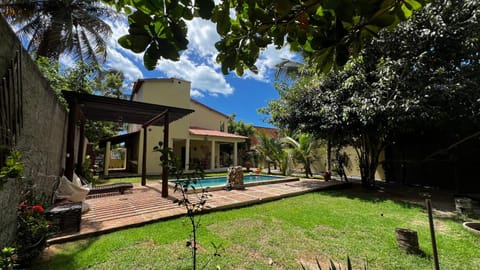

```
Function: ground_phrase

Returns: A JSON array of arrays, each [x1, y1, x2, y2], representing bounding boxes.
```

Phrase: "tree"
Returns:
[[283, 133, 321, 178], [1, 0, 115, 65], [102, 0, 426, 73], [36, 57, 124, 143], [254, 131, 292, 176], [263, 0, 480, 187]]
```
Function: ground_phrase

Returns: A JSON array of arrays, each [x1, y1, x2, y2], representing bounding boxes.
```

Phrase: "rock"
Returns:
[[227, 166, 245, 190]]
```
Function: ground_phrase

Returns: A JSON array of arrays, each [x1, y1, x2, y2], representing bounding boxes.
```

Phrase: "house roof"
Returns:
[[62, 91, 194, 126], [189, 128, 248, 139]]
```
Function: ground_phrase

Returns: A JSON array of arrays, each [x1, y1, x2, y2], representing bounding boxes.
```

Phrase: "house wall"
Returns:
[[0, 16, 68, 247], [132, 79, 191, 175], [190, 101, 228, 131]]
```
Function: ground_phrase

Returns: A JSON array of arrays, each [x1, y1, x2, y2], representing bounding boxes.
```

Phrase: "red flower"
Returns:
[[18, 202, 28, 209], [32, 205, 44, 213]]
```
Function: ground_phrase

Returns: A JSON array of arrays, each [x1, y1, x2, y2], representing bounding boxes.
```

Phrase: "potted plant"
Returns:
[[322, 171, 331, 181], [244, 161, 251, 172], [14, 190, 50, 267]]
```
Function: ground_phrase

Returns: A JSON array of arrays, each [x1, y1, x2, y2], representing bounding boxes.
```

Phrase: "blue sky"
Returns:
[[59, 16, 297, 128]]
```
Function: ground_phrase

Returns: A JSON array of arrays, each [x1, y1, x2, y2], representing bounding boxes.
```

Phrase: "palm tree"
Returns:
[[283, 133, 321, 178], [0, 0, 115, 65], [255, 131, 292, 176]]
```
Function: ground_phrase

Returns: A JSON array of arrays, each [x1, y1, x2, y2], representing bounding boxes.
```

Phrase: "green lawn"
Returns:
[[36, 190, 479, 269]]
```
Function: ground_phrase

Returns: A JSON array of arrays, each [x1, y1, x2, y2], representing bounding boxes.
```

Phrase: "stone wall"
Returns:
[[0, 16, 68, 247]]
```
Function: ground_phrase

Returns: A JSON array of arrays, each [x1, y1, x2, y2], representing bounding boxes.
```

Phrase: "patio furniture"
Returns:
[[78, 175, 133, 198], [45, 201, 82, 235], [87, 183, 133, 196]]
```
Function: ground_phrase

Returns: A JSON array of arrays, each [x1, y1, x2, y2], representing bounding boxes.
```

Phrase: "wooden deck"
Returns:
[[48, 179, 350, 244]]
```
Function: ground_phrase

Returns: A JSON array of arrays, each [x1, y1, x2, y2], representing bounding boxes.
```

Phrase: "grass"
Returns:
[[36, 190, 479, 269]]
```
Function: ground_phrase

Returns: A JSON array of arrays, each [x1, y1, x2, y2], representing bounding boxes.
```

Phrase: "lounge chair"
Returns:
[[77, 174, 133, 198]]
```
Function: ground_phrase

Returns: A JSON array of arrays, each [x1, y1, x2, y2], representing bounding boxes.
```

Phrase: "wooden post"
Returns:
[[426, 199, 440, 270], [65, 100, 78, 181], [161, 113, 169, 198], [142, 127, 147, 186], [76, 116, 86, 175]]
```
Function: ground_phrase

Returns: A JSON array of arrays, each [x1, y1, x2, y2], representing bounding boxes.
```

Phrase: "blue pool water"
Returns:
[[173, 174, 285, 189]]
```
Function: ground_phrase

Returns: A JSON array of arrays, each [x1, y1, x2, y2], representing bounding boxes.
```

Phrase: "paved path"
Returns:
[[48, 179, 348, 244]]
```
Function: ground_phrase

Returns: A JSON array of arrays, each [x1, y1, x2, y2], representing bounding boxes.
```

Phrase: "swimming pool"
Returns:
[[170, 174, 299, 190]]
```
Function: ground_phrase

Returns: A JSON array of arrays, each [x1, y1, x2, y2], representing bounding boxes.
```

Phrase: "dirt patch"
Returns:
[[38, 245, 61, 263]]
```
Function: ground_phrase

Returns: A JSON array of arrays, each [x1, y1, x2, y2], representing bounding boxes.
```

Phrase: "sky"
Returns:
[[70, 16, 298, 128]]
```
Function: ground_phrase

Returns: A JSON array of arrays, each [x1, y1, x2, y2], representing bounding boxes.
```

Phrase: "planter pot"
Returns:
[[16, 236, 47, 267], [463, 222, 480, 235]]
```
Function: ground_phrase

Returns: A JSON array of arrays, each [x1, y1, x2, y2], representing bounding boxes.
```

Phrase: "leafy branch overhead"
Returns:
[[102, 0, 426, 73]]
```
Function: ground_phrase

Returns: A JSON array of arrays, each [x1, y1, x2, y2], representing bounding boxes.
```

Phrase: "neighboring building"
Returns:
[[102, 78, 247, 176], [250, 126, 278, 146]]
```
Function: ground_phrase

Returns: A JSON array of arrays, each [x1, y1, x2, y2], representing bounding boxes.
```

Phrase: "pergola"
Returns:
[[62, 91, 194, 197]]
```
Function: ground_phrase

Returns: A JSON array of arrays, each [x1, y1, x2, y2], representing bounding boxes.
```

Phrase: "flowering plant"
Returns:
[[14, 200, 49, 266]]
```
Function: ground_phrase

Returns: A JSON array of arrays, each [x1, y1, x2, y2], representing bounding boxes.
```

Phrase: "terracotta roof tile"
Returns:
[[189, 128, 248, 139]]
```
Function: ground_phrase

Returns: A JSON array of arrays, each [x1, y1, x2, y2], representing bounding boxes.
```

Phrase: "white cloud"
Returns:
[[243, 44, 296, 82], [157, 55, 233, 96], [58, 54, 76, 69], [185, 18, 220, 65], [190, 89, 205, 98], [104, 17, 144, 83], [105, 48, 143, 82]]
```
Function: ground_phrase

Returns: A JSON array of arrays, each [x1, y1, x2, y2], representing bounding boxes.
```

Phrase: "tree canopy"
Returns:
[[262, 0, 480, 186], [102, 0, 426, 74], [36, 57, 126, 142]]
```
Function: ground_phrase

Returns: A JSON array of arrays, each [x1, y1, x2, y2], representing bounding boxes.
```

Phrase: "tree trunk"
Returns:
[[356, 135, 383, 188], [326, 140, 332, 173]]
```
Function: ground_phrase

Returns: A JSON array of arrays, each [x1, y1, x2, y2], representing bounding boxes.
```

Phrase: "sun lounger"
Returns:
[[77, 174, 133, 198], [87, 183, 133, 195]]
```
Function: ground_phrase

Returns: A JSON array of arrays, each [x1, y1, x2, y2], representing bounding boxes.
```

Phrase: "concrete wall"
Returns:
[[190, 100, 229, 131], [0, 16, 68, 247]]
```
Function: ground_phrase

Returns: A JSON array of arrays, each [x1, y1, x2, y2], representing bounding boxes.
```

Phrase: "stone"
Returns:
[[227, 166, 245, 190]]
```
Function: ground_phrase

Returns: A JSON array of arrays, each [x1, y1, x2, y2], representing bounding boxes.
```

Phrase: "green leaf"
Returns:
[[324, 0, 340, 10], [275, 0, 294, 16], [236, 63, 244, 76], [196, 0, 215, 19], [132, 0, 163, 15], [156, 38, 180, 60], [128, 11, 153, 28], [369, 13, 395, 27], [405, 0, 423, 10], [316, 6, 325, 17], [144, 44, 161, 70], [215, 2, 231, 35], [118, 34, 151, 53], [171, 20, 189, 50]]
